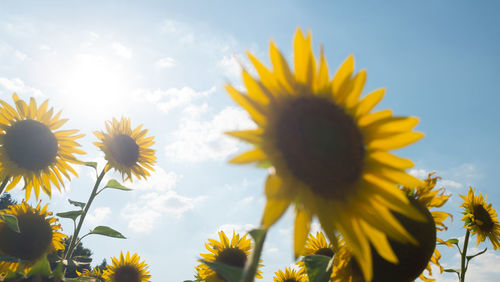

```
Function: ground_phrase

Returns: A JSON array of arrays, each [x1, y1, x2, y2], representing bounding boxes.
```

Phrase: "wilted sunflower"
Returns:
[[196, 231, 263, 281], [401, 173, 452, 281], [102, 251, 151, 282], [273, 267, 308, 282], [76, 267, 105, 281], [0, 94, 85, 199], [0, 201, 66, 273], [226, 29, 425, 280], [93, 117, 156, 181], [460, 187, 500, 249]]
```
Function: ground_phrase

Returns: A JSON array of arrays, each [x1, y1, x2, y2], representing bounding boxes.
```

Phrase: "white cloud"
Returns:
[[218, 55, 242, 80], [164, 106, 256, 162], [132, 167, 181, 192], [132, 86, 215, 114], [111, 42, 132, 59], [0, 77, 44, 97], [439, 179, 463, 189], [14, 50, 27, 61], [86, 207, 111, 225], [122, 190, 204, 233], [155, 57, 175, 68], [409, 168, 429, 179], [216, 223, 256, 236]]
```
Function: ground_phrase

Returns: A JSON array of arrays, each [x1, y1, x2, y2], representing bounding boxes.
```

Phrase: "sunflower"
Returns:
[[76, 267, 105, 281], [298, 232, 336, 280], [402, 173, 452, 281], [93, 117, 156, 181], [460, 187, 500, 249], [273, 267, 308, 282], [226, 28, 425, 280], [196, 231, 263, 281], [0, 94, 85, 200], [102, 251, 151, 282], [0, 201, 66, 273]]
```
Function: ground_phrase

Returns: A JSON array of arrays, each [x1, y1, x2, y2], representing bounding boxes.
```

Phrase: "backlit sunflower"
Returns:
[[273, 267, 308, 282], [0, 201, 66, 273], [0, 94, 85, 200], [226, 28, 425, 280], [402, 173, 452, 281], [102, 251, 151, 282], [93, 117, 156, 181], [460, 187, 500, 249], [76, 267, 105, 281], [299, 232, 336, 280], [196, 231, 263, 281]]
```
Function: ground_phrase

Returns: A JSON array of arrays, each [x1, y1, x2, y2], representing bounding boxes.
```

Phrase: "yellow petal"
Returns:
[[261, 198, 291, 229], [270, 40, 295, 93], [368, 131, 424, 150], [228, 149, 267, 164], [293, 29, 315, 86], [367, 151, 414, 170], [225, 84, 266, 125], [294, 208, 312, 257], [225, 129, 263, 144]]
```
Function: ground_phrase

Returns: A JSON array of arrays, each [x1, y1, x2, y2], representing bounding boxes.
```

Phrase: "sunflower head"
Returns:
[[93, 117, 156, 182], [76, 267, 105, 281], [273, 267, 308, 282], [226, 28, 425, 281], [0, 94, 85, 200], [460, 187, 500, 250], [102, 251, 151, 282], [303, 232, 335, 258], [196, 231, 263, 281], [0, 201, 66, 273]]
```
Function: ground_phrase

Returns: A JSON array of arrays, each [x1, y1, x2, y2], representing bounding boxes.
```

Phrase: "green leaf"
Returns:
[[90, 226, 126, 239], [304, 255, 333, 282], [444, 268, 460, 274], [84, 161, 98, 170], [467, 248, 487, 261], [68, 199, 86, 209], [202, 260, 243, 282], [56, 210, 83, 221], [26, 255, 52, 276], [104, 179, 132, 191], [249, 228, 266, 244], [0, 213, 20, 233], [445, 238, 459, 245], [52, 261, 64, 279]]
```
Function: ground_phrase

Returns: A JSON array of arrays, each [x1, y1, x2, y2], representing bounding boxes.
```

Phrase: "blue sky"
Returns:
[[0, 1, 499, 281]]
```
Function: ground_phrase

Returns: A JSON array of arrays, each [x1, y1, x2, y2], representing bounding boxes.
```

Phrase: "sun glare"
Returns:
[[61, 53, 131, 119]]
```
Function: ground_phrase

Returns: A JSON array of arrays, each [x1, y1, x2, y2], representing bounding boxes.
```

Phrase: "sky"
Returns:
[[0, 0, 499, 281]]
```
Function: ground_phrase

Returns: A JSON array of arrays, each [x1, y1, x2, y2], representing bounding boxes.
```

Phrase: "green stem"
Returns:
[[242, 229, 267, 282], [0, 177, 10, 197], [63, 168, 106, 262], [460, 229, 470, 282]]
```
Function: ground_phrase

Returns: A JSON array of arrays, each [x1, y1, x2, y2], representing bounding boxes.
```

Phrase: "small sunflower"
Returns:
[[460, 187, 500, 249], [0, 201, 66, 273], [102, 251, 151, 282], [402, 173, 452, 281], [299, 232, 336, 280], [273, 267, 308, 282], [196, 231, 263, 281], [76, 267, 105, 281], [0, 94, 85, 199], [93, 117, 156, 181], [226, 28, 425, 280]]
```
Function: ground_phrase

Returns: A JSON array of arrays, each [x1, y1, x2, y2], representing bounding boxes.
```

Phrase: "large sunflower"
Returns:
[[93, 117, 156, 181], [226, 29, 425, 280], [0, 201, 66, 273], [273, 267, 308, 282], [102, 251, 151, 282], [402, 173, 452, 281], [196, 231, 263, 281], [0, 94, 85, 199], [460, 187, 500, 249]]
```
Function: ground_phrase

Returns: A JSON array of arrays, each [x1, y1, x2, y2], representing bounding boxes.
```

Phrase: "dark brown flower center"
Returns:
[[473, 204, 494, 232], [0, 211, 53, 261], [351, 197, 436, 282], [314, 247, 334, 258], [3, 120, 58, 171], [112, 265, 141, 282], [274, 97, 364, 199], [108, 134, 139, 167], [214, 247, 247, 281]]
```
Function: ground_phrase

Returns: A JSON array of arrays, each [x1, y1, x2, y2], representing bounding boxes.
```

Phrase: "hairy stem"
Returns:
[[460, 229, 470, 282]]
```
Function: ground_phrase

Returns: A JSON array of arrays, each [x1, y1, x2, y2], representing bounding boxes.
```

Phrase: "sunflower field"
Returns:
[[0, 2, 499, 282]]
